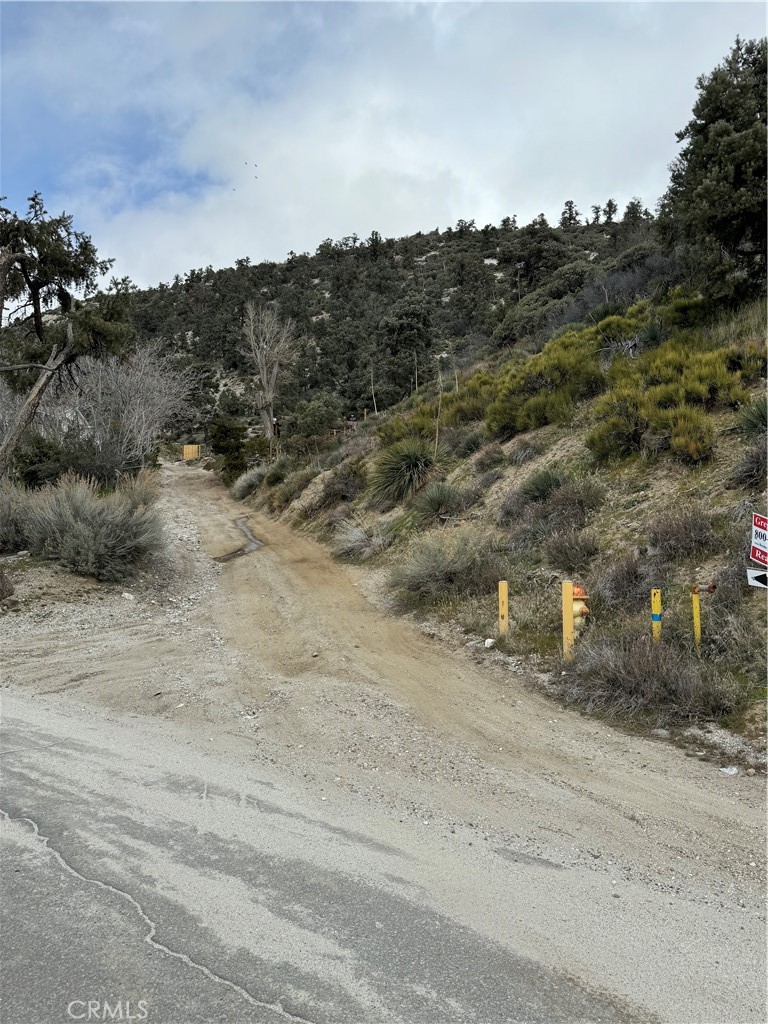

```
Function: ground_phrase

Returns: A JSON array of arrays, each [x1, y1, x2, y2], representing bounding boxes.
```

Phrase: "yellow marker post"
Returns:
[[651, 588, 662, 641], [182, 444, 201, 461], [562, 580, 575, 662], [498, 580, 509, 636], [691, 587, 702, 653]]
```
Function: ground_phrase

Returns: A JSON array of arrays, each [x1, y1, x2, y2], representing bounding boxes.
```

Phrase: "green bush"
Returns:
[[486, 325, 606, 437], [521, 468, 564, 503], [26, 472, 163, 582], [586, 387, 648, 459], [264, 458, 289, 486], [369, 438, 437, 506], [411, 482, 467, 526], [232, 465, 267, 500], [390, 527, 506, 606]]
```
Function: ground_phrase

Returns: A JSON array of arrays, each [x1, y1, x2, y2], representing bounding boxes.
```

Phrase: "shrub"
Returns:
[[209, 417, 248, 483], [333, 517, 393, 561], [521, 468, 563, 503], [0, 479, 29, 552], [411, 482, 466, 526], [369, 438, 437, 506], [390, 528, 506, 606], [544, 477, 604, 527], [441, 426, 484, 458], [486, 326, 606, 437], [659, 406, 715, 464], [588, 552, 668, 610], [232, 465, 267, 500], [318, 460, 367, 508], [477, 468, 503, 490], [729, 435, 767, 490], [737, 395, 767, 437], [647, 504, 717, 560], [267, 467, 318, 513], [562, 633, 743, 723], [264, 458, 289, 487], [586, 388, 648, 459], [497, 488, 529, 526], [543, 529, 599, 574], [119, 469, 159, 509], [26, 473, 163, 582], [507, 439, 541, 466], [474, 442, 506, 473]]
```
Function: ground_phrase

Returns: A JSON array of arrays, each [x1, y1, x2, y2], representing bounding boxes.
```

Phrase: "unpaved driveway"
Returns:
[[1, 462, 765, 1023]]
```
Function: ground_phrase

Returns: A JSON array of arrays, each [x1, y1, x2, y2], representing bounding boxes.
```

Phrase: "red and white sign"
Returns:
[[751, 512, 768, 567]]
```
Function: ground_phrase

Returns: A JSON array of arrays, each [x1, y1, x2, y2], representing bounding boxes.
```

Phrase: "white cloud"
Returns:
[[3, 2, 764, 286]]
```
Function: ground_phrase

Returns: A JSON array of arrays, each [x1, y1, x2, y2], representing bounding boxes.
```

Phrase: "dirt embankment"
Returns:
[[2, 462, 765, 907]]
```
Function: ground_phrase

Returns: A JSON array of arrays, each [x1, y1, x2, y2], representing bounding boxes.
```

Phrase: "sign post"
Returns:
[[498, 580, 509, 636]]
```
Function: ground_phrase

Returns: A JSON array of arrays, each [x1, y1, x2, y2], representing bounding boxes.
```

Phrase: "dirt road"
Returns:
[[1, 462, 765, 1023]]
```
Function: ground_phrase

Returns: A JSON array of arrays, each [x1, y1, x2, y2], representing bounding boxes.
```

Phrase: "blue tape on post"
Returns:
[[651, 613, 663, 621]]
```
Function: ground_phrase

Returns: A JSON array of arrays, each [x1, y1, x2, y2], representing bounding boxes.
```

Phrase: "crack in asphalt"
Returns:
[[0, 809, 318, 1024]]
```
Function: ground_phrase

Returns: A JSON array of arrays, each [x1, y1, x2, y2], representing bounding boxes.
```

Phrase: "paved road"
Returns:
[[0, 690, 643, 1024]]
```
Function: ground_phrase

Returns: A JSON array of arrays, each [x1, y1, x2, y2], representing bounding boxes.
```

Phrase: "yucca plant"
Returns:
[[737, 395, 767, 437], [369, 438, 437, 506], [411, 481, 465, 526]]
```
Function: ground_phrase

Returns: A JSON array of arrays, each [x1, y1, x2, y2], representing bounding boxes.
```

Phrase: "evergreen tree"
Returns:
[[658, 36, 767, 301]]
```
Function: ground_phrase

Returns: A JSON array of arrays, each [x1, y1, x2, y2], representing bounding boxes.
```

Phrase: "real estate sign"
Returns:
[[751, 513, 768, 567]]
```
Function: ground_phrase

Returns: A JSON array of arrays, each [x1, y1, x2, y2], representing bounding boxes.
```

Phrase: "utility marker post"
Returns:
[[691, 587, 702, 653], [651, 588, 662, 641], [498, 580, 509, 636], [562, 580, 575, 661]]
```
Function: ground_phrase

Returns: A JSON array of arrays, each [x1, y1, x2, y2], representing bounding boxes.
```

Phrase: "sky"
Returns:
[[1, 1, 764, 287]]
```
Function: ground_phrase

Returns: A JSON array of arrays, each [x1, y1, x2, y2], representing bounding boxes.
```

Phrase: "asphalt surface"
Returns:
[[0, 690, 646, 1024]]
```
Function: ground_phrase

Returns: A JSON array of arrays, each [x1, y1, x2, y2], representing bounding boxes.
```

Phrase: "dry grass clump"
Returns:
[[507, 439, 541, 466], [588, 551, 668, 610], [562, 633, 743, 724], [390, 527, 506, 606], [474, 442, 506, 473], [543, 529, 599, 574], [647, 504, 717, 560], [332, 517, 393, 562], [729, 436, 766, 490], [232, 464, 267, 500]]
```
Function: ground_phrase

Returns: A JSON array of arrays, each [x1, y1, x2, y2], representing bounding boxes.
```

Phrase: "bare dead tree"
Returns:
[[240, 303, 299, 437], [14, 345, 195, 477]]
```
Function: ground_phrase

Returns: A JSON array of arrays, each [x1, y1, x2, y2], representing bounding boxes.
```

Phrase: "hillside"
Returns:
[[230, 296, 766, 753]]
